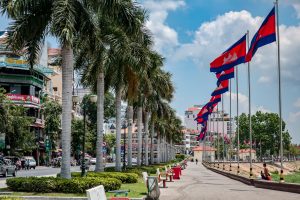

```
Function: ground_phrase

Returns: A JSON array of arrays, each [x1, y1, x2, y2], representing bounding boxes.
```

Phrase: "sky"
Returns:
[[0, 0, 300, 143]]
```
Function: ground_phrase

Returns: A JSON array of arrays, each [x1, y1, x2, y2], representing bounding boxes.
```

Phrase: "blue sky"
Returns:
[[1, 0, 300, 143]]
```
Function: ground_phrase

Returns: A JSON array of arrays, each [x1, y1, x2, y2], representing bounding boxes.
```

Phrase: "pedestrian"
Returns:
[[195, 158, 198, 165], [263, 163, 271, 180], [261, 171, 266, 180]]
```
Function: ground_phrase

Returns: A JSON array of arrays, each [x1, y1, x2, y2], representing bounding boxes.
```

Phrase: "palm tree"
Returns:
[[74, 1, 145, 172], [1, 0, 143, 178]]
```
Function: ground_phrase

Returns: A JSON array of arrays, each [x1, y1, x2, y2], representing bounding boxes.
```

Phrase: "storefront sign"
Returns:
[[7, 94, 40, 104]]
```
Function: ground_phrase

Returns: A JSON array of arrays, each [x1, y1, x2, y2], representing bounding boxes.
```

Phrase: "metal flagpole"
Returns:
[[222, 94, 225, 170], [247, 30, 253, 179], [275, 0, 284, 182], [236, 65, 240, 174], [229, 79, 232, 171], [209, 111, 215, 166], [217, 104, 219, 168]]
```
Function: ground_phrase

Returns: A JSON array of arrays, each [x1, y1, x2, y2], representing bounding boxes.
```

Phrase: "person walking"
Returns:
[[195, 158, 198, 165]]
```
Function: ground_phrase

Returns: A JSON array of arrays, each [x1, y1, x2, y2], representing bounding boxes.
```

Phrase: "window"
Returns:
[[53, 87, 58, 92]]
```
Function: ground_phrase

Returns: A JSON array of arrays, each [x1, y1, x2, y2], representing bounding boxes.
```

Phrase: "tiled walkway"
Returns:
[[159, 162, 300, 200]]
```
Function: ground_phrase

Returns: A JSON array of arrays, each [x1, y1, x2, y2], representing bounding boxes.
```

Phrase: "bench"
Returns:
[[156, 168, 167, 188], [86, 185, 129, 200], [164, 166, 174, 182]]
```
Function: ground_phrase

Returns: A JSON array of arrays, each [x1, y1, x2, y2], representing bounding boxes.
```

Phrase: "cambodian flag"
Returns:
[[216, 67, 234, 86], [210, 34, 246, 73], [246, 7, 276, 62], [211, 79, 229, 96]]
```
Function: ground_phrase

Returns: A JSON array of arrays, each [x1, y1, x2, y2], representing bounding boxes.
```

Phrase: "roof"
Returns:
[[187, 107, 201, 112], [239, 149, 256, 153], [193, 146, 216, 151]]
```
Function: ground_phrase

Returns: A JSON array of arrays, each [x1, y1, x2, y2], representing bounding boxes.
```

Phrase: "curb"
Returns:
[[203, 163, 300, 194]]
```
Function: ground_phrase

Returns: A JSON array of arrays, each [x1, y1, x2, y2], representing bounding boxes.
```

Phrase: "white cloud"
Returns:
[[258, 76, 271, 83], [294, 98, 300, 108], [142, 0, 185, 54], [288, 111, 300, 123], [293, 4, 300, 18], [224, 92, 270, 115]]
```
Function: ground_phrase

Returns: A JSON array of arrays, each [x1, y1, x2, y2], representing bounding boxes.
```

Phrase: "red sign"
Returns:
[[6, 94, 40, 104]]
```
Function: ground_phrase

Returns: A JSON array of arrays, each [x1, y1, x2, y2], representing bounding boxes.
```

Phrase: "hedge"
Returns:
[[104, 166, 158, 176], [175, 154, 185, 161], [0, 198, 23, 200], [6, 177, 121, 193], [70, 172, 138, 183]]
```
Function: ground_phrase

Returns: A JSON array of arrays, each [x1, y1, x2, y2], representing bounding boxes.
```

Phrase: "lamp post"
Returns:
[[72, 94, 97, 177], [122, 121, 127, 171]]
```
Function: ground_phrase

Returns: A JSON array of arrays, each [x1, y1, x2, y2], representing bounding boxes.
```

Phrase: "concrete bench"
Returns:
[[86, 185, 107, 200]]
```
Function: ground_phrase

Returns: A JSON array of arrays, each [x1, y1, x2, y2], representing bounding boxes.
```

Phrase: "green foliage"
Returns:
[[42, 98, 62, 150], [104, 133, 116, 155], [175, 154, 185, 161], [0, 197, 23, 200], [235, 111, 292, 158], [70, 172, 138, 183], [104, 166, 158, 176], [71, 119, 85, 158], [271, 172, 300, 184], [6, 177, 121, 193], [0, 87, 35, 154], [77, 93, 115, 156]]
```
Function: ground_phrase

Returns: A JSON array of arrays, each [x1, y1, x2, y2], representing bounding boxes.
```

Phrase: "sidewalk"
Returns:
[[159, 162, 299, 200]]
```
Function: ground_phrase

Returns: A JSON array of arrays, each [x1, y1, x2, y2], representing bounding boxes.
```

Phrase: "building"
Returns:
[[238, 149, 257, 161], [184, 104, 236, 155], [0, 31, 54, 162], [184, 105, 203, 154], [193, 145, 216, 162]]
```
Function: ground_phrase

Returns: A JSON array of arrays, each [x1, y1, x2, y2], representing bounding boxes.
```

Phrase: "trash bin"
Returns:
[[172, 167, 181, 179]]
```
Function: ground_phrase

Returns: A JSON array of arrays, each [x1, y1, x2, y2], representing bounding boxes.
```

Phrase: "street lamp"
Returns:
[[122, 121, 127, 171], [72, 94, 97, 177]]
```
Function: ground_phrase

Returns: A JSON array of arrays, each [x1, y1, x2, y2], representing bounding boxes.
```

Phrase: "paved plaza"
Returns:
[[160, 162, 300, 200]]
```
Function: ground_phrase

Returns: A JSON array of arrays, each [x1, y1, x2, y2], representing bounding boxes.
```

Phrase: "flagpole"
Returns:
[[222, 94, 225, 170], [275, 0, 284, 182], [247, 30, 253, 179], [236, 66, 240, 174], [229, 79, 232, 172], [209, 110, 215, 166], [217, 104, 220, 168]]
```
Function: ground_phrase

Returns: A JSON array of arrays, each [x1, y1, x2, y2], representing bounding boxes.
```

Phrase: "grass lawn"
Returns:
[[106, 178, 147, 198], [271, 171, 300, 184], [0, 178, 147, 199]]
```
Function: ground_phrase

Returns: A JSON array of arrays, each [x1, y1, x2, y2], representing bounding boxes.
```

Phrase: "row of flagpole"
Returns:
[[196, 0, 284, 180]]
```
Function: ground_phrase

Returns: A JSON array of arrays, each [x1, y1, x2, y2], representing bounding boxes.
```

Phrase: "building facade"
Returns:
[[0, 31, 54, 163]]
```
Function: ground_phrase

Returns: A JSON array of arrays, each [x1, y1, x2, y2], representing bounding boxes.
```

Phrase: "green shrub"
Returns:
[[6, 177, 121, 193], [71, 172, 138, 183], [0, 197, 23, 200], [175, 154, 185, 161]]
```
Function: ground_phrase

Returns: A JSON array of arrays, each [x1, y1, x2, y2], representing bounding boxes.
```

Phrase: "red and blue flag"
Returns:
[[211, 79, 229, 96], [216, 67, 234, 86], [210, 34, 247, 73], [246, 7, 276, 62]]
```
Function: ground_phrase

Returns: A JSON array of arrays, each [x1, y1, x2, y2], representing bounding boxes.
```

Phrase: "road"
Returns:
[[0, 163, 116, 188], [160, 162, 300, 200]]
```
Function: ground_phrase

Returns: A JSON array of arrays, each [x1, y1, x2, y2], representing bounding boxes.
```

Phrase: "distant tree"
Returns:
[[235, 111, 291, 158], [104, 133, 116, 156], [71, 119, 84, 159], [42, 99, 62, 150]]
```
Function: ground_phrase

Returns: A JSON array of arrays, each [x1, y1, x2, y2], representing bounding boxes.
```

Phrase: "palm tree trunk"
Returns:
[[60, 44, 73, 179], [137, 106, 142, 166], [144, 112, 149, 166], [115, 86, 122, 171], [150, 121, 154, 164], [95, 72, 104, 172], [157, 132, 160, 164], [127, 105, 133, 167]]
